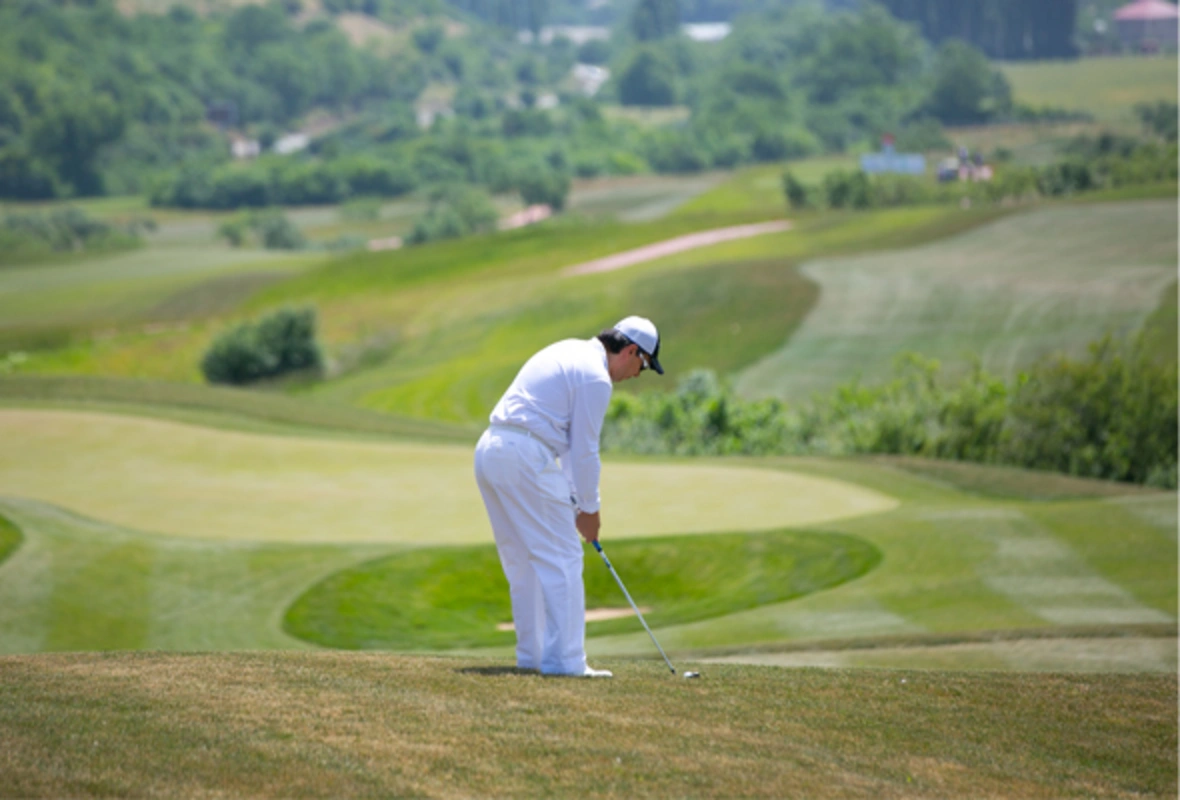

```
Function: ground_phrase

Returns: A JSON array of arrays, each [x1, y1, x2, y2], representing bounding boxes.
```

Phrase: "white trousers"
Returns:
[[474, 427, 587, 676]]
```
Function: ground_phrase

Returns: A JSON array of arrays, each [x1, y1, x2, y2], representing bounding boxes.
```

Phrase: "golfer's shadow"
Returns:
[[457, 666, 540, 677]]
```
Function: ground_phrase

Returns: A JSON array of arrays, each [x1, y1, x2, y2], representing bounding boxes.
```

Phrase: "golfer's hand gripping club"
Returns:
[[592, 540, 677, 675]]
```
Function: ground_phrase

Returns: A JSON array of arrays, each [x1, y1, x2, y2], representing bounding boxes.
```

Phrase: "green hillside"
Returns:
[[1000, 55, 1179, 125], [736, 199, 1178, 401]]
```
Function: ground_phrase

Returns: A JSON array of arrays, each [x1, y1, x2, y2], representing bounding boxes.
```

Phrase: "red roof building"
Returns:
[[1113, 0, 1179, 51]]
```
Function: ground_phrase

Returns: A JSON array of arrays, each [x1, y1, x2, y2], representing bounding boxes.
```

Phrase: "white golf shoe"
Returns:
[[582, 666, 613, 678]]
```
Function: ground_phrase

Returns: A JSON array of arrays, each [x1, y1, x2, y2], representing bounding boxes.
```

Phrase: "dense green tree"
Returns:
[[800, 4, 925, 105], [28, 90, 126, 196], [617, 46, 678, 106], [925, 39, 1012, 125], [879, 0, 1078, 59], [514, 162, 570, 209], [630, 0, 682, 41]]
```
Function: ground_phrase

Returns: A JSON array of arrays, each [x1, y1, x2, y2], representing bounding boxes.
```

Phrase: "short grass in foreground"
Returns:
[[0, 652, 1174, 799], [284, 530, 881, 650]]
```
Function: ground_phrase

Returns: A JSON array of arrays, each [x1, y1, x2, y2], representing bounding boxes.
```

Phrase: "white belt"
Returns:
[[489, 423, 558, 459]]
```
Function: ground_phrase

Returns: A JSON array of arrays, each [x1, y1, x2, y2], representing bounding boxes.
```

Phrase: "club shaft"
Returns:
[[593, 541, 677, 674]]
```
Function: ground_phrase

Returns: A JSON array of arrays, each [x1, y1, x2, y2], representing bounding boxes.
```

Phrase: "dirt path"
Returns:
[[561, 220, 793, 277]]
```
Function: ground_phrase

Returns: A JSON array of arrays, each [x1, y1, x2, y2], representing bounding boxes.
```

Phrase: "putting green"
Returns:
[[0, 410, 895, 544]]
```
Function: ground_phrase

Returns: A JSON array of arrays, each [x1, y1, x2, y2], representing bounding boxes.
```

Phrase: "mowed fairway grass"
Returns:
[[0, 652, 1175, 799], [737, 199, 1178, 401], [0, 409, 893, 544], [0, 406, 1172, 670], [1000, 55, 1178, 125]]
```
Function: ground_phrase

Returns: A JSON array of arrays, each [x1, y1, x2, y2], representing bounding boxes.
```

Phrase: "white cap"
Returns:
[[614, 316, 663, 374]]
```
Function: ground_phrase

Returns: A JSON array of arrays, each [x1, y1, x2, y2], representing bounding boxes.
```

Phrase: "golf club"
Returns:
[[592, 540, 700, 679]]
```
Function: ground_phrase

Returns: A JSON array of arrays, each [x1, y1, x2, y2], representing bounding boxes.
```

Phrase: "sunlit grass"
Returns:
[[285, 530, 882, 650], [0, 652, 1174, 798], [0, 408, 893, 544], [736, 199, 1178, 402], [999, 54, 1178, 124]]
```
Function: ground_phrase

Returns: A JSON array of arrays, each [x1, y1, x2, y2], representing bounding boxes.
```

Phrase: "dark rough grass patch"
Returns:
[[284, 530, 882, 650], [0, 652, 1174, 799], [0, 512, 21, 566]]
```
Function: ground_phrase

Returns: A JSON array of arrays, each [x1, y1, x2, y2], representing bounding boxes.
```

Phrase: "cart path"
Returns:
[[561, 219, 793, 276]]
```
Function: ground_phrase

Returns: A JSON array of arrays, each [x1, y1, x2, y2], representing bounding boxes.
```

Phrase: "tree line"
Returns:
[[0, 0, 1096, 209], [878, 0, 1078, 59]]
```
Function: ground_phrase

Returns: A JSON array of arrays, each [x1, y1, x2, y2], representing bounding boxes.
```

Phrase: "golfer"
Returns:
[[474, 317, 664, 678]]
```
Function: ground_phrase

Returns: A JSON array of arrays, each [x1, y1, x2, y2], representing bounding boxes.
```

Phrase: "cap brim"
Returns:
[[649, 355, 664, 375]]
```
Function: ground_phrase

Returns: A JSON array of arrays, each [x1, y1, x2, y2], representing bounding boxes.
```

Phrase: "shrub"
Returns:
[[514, 163, 570, 210], [216, 210, 305, 250], [821, 169, 872, 209], [406, 184, 498, 245], [0, 207, 140, 264], [1001, 335, 1177, 486], [602, 336, 1178, 489], [782, 170, 815, 210], [200, 306, 323, 386]]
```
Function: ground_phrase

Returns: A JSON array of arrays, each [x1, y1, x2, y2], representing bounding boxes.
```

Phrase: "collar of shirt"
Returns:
[[591, 336, 607, 373]]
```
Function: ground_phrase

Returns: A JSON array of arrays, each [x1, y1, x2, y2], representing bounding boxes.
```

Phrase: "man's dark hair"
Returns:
[[597, 328, 633, 354]]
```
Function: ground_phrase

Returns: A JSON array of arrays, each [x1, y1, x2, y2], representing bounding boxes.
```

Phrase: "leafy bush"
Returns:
[[1002, 336, 1178, 487], [603, 336, 1178, 488], [781, 171, 816, 210], [1136, 101, 1178, 143], [200, 307, 323, 386], [0, 207, 140, 265], [514, 163, 570, 210], [216, 210, 305, 250], [406, 184, 498, 245]]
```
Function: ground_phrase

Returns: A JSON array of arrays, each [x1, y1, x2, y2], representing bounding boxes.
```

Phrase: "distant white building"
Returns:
[[230, 136, 260, 160], [518, 25, 609, 45], [572, 63, 610, 96], [682, 22, 731, 42], [273, 133, 310, 155]]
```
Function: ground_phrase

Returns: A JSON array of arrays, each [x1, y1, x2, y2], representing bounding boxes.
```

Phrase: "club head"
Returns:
[[682, 671, 701, 679]]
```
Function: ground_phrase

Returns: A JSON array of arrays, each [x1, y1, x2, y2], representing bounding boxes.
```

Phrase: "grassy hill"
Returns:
[[0, 652, 1174, 799], [1000, 55, 1178, 126], [736, 198, 1178, 401], [5, 171, 1174, 426]]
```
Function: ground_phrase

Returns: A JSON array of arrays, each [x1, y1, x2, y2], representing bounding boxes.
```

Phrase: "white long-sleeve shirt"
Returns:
[[488, 338, 612, 513]]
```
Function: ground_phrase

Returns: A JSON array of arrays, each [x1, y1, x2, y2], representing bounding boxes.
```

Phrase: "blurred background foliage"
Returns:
[[0, 0, 1115, 209]]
